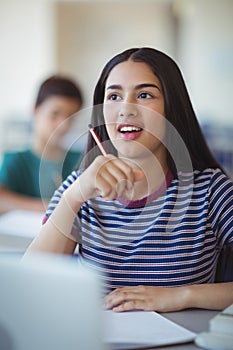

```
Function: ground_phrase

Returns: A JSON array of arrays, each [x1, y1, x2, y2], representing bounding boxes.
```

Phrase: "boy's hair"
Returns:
[[85, 47, 221, 175], [35, 75, 83, 108]]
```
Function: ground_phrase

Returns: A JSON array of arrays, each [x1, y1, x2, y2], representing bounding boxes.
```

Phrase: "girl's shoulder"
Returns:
[[59, 170, 80, 189], [194, 168, 232, 185], [181, 168, 233, 185], [174, 168, 233, 197], [191, 168, 233, 202]]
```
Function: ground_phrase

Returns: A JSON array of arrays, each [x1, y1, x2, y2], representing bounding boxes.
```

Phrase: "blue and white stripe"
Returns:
[[45, 168, 233, 293]]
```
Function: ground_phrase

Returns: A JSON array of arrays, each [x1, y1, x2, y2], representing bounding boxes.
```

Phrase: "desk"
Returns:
[[0, 210, 43, 252], [0, 210, 81, 255], [144, 309, 219, 350]]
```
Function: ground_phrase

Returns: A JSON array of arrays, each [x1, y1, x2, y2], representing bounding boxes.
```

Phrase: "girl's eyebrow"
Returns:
[[106, 83, 161, 91], [136, 83, 161, 92]]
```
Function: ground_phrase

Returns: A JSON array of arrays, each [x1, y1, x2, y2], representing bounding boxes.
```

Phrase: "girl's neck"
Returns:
[[117, 169, 173, 207], [121, 154, 169, 201]]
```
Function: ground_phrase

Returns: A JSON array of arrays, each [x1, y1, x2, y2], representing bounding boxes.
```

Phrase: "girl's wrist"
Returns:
[[180, 284, 210, 310], [62, 179, 85, 212], [178, 285, 194, 310]]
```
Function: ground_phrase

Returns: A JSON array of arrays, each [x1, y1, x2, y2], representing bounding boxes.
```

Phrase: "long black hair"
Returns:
[[84, 47, 222, 176]]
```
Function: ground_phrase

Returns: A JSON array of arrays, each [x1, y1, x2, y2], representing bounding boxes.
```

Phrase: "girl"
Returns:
[[25, 48, 233, 313]]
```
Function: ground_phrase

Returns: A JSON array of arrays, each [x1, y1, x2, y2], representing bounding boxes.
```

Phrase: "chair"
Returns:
[[215, 245, 233, 282]]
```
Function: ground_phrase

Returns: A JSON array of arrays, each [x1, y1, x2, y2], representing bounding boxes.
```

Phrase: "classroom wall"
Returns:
[[0, 0, 56, 118], [176, 0, 233, 124], [55, 0, 176, 108]]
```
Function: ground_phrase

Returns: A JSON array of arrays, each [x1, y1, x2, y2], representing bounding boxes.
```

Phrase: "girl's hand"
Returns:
[[76, 155, 144, 203], [104, 285, 189, 313]]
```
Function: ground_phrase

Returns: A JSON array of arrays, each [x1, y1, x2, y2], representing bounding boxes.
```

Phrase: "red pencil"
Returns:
[[88, 124, 107, 156]]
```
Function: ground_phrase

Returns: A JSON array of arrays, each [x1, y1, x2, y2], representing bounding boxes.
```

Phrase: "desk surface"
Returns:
[[144, 309, 218, 350], [0, 209, 43, 252]]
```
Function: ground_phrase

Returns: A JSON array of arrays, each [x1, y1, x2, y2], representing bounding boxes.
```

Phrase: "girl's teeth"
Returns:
[[120, 126, 141, 133]]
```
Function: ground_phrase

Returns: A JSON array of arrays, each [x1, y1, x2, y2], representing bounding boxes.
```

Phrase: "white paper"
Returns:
[[103, 310, 196, 349], [0, 209, 43, 238]]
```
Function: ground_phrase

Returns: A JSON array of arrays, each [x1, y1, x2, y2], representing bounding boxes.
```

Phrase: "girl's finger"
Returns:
[[133, 170, 144, 182], [95, 173, 118, 200]]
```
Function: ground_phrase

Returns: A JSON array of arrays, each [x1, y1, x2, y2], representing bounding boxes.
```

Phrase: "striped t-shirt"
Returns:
[[45, 168, 233, 293]]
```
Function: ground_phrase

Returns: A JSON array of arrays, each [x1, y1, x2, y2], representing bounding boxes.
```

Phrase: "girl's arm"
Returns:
[[25, 155, 143, 256], [24, 185, 83, 255], [104, 282, 233, 313]]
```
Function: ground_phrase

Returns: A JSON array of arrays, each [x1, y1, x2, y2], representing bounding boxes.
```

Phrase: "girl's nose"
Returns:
[[119, 102, 138, 118]]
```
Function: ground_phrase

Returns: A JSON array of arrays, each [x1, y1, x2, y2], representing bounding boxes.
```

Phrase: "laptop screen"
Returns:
[[0, 253, 105, 350]]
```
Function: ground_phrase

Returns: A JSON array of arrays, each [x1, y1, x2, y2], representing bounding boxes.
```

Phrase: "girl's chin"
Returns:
[[116, 147, 147, 160]]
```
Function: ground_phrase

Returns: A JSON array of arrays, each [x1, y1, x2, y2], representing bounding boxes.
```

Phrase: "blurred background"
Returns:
[[0, 0, 233, 177]]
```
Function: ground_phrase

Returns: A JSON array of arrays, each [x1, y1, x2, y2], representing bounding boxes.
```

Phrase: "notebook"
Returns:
[[103, 310, 196, 349], [0, 253, 104, 350]]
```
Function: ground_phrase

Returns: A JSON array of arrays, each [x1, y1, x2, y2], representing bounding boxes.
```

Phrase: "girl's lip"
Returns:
[[117, 123, 143, 141]]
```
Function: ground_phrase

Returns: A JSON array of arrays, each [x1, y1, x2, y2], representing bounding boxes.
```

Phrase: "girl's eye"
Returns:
[[107, 94, 121, 101], [138, 92, 153, 99]]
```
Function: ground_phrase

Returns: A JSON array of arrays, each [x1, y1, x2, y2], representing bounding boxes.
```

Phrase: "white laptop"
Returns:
[[0, 253, 196, 350], [0, 253, 105, 350]]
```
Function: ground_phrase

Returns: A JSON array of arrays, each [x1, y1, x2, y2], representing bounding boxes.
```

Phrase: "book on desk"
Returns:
[[195, 303, 233, 350]]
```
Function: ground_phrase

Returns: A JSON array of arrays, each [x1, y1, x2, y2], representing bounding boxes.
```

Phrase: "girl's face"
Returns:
[[34, 96, 80, 145], [103, 60, 166, 162]]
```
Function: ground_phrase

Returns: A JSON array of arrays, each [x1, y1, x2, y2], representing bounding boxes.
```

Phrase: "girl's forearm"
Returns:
[[25, 184, 83, 255], [184, 282, 233, 310]]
